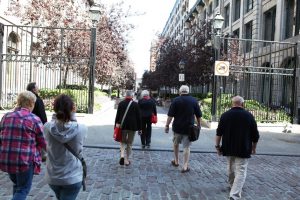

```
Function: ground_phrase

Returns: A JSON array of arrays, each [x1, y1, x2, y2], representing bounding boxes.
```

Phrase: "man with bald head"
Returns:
[[215, 96, 259, 200]]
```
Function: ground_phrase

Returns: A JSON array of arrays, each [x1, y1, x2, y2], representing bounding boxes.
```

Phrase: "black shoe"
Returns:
[[142, 145, 145, 149], [119, 157, 124, 165], [146, 145, 150, 149]]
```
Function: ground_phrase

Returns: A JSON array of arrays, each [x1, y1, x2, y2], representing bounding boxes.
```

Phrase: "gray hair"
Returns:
[[232, 95, 244, 106], [125, 90, 134, 98], [17, 91, 36, 108], [179, 85, 189, 94], [141, 90, 149, 97]]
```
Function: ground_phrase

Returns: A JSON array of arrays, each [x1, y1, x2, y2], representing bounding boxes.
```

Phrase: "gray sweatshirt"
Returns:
[[44, 115, 87, 185]]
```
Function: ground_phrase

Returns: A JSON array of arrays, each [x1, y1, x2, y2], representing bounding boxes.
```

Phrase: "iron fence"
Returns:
[[215, 37, 298, 123], [0, 24, 91, 112]]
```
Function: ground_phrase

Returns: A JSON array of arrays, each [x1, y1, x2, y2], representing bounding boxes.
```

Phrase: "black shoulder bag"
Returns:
[[64, 143, 87, 191]]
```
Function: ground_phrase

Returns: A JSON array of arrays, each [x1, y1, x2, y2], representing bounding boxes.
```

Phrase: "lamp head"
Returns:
[[213, 12, 224, 30], [179, 59, 185, 70], [89, 3, 101, 24]]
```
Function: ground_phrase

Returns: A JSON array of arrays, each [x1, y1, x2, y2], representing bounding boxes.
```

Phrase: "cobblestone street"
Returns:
[[0, 148, 299, 200]]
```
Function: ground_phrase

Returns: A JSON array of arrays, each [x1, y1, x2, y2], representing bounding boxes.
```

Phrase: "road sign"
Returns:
[[214, 61, 230, 76], [179, 73, 185, 82]]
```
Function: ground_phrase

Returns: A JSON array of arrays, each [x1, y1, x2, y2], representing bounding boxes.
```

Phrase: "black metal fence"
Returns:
[[215, 37, 298, 123], [0, 25, 91, 112]]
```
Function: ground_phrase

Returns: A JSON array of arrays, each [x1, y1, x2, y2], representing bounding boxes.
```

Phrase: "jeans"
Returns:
[[49, 182, 82, 200], [227, 156, 249, 199], [140, 116, 152, 146], [9, 164, 34, 200]]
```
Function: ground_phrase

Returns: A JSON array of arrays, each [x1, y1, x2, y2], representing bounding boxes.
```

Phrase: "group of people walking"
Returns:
[[114, 85, 260, 200], [0, 82, 87, 200], [0, 83, 260, 200]]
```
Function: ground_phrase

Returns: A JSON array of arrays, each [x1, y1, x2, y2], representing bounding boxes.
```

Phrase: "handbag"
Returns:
[[188, 125, 200, 142], [113, 100, 133, 142], [151, 113, 157, 124], [113, 127, 122, 142], [64, 143, 87, 191]]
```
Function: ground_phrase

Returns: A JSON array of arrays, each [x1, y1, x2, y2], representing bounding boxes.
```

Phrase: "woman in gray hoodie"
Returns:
[[44, 94, 87, 200]]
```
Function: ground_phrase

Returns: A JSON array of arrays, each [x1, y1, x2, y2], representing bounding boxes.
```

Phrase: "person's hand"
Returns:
[[215, 145, 222, 156], [138, 130, 142, 135], [115, 123, 120, 128], [252, 147, 256, 154], [164, 125, 169, 134]]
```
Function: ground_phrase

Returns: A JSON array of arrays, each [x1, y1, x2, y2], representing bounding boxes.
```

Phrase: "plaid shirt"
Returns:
[[0, 107, 46, 174]]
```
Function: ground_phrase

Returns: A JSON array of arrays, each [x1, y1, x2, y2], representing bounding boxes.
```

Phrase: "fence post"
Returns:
[[0, 23, 3, 109], [88, 27, 96, 114], [292, 43, 299, 124]]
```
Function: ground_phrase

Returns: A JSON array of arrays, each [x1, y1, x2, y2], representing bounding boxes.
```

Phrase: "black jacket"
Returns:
[[115, 99, 141, 131], [138, 98, 157, 118], [216, 107, 260, 158], [32, 94, 47, 124]]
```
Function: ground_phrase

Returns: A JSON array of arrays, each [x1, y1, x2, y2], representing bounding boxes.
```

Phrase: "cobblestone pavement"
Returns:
[[0, 148, 300, 200]]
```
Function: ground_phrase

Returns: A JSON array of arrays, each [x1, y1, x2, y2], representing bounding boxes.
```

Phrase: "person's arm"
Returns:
[[252, 142, 257, 154], [215, 135, 222, 156], [35, 99, 47, 124], [35, 120, 47, 151], [165, 116, 173, 133], [196, 117, 201, 127]]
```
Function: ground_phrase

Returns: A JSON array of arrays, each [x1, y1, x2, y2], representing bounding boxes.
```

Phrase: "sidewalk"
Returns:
[[0, 148, 299, 200]]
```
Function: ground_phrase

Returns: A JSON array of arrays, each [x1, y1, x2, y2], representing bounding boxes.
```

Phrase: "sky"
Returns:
[[103, 0, 175, 78]]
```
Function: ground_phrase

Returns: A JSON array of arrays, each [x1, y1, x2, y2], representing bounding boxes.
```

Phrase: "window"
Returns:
[[234, 0, 241, 21], [208, 3, 213, 15], [285, 0, 295, 39], [246, 0, 253, 13], [264, 7, 276, 41], [233, 29, 240, 38], [225, 5, 230, 27], [215, 0, 219, 8], [295, 0, 300, 35], [245, 21, 252, 52]]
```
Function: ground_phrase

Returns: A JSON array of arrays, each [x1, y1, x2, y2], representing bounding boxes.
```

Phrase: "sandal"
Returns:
[[171, 160, 179, 167], [181, 167, 190, 173], [119, 157, 124, 165], [125, 160, 131, 166]]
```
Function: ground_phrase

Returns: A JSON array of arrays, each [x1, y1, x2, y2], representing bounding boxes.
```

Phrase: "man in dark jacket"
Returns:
[[215, 95, 259, 200], [138, 90, 157, 148], [165, 85, 202, 173], [26, 82, 47, 124], [115, 90, 141, 166]]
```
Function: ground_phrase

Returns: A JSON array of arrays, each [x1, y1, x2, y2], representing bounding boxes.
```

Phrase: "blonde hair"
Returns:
[[17, 91, 36, 108]]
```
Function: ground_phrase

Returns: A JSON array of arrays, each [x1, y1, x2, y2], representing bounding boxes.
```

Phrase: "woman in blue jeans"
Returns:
[[0, 91, 46, 200], [44, 94, 87, 200]]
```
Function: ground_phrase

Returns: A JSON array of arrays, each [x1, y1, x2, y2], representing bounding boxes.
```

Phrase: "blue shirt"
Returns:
[[168, 95, 202, 135]]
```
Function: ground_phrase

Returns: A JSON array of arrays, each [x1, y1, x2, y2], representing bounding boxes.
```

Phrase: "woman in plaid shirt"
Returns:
[[0, 91, 47, 200]]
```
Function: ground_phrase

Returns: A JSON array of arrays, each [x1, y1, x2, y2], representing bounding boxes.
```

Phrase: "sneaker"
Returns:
[[146, 145, 150, 149]]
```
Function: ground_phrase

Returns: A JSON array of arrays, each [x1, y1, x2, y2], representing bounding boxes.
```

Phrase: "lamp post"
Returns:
[[88, 4, 101, 114], [211, 12, 224, 121], [178, 59, 185, 84]]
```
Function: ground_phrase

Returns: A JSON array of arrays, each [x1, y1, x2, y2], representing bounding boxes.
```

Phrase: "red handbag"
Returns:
[[151, 113, 157, 124], [113, 127, 122, 142]]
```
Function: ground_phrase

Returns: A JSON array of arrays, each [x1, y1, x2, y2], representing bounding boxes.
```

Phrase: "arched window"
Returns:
[[7, 32, 19, 54], [280, 57, 295, 107], [260, 62, 272, 105]]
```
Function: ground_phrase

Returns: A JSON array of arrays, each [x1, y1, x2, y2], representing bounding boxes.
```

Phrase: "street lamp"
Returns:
[[88, 4, 101, 114], [178, 59, 185, 83], [211, 12, 224, 121]]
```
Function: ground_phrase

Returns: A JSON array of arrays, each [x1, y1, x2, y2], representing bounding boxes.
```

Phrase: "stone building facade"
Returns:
[[160, 0, 300, 123]]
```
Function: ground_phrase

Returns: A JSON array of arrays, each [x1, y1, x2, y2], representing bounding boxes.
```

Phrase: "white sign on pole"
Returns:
[[215, 61, 230, 76], [179, 73, 185, 82]]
